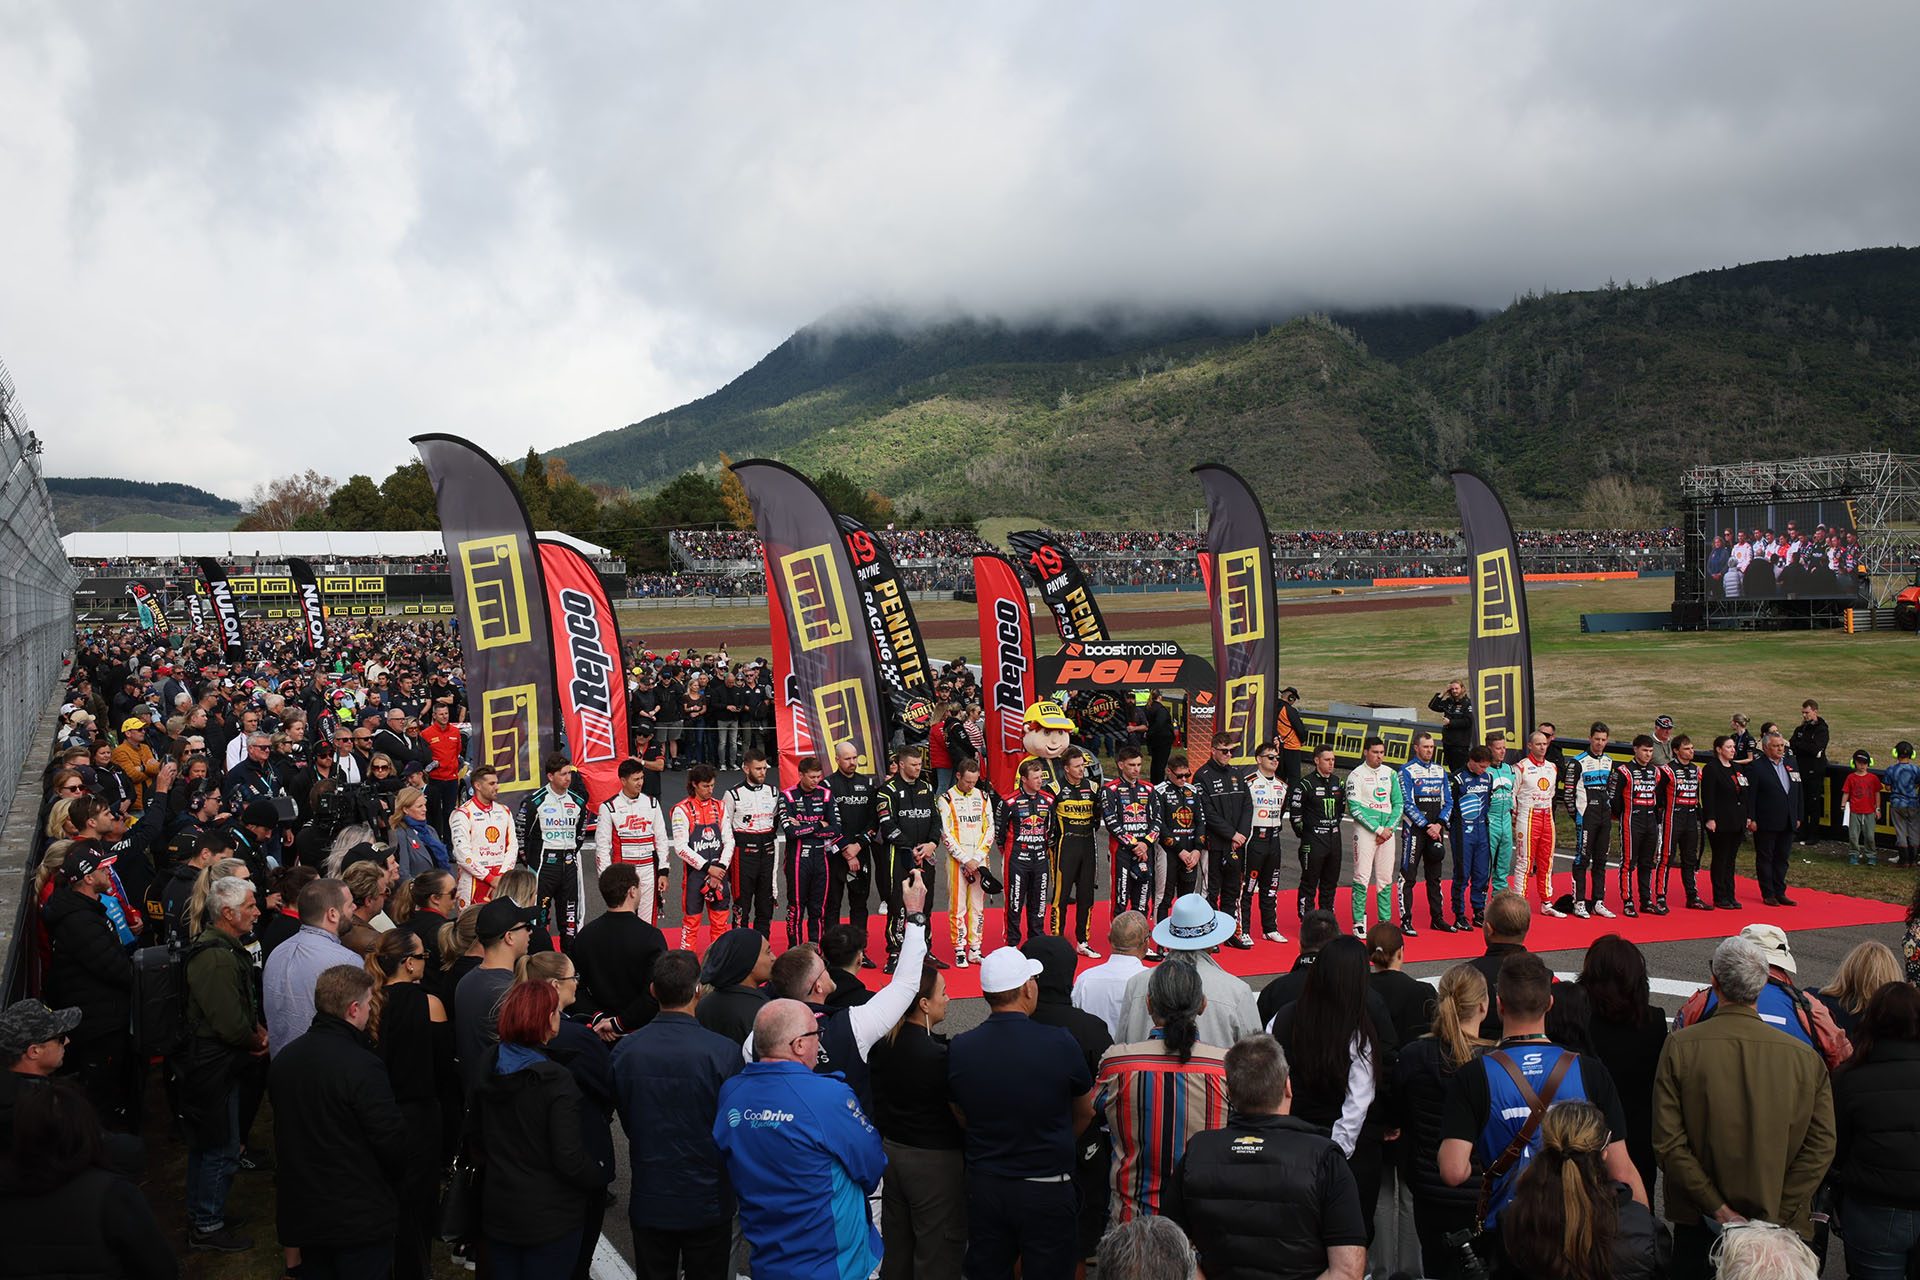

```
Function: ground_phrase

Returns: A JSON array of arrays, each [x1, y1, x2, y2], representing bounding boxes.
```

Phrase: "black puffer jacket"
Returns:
[[0, 1165, 178, 1280], [1391, 1035, 1483, 1215], [42, 888, 131, 1046], [1832, 1038, 1920, 1209], [471, 1047, 613, 1246]]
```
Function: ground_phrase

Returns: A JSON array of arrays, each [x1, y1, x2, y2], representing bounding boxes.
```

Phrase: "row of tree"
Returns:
[[235, 451, 899, 570]]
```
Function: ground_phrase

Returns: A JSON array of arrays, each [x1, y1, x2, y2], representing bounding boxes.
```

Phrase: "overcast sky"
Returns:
[[3, 2, 1916, 499]]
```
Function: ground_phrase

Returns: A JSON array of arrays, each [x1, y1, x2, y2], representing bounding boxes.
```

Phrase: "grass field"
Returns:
[[619, 577, 1920, 747]]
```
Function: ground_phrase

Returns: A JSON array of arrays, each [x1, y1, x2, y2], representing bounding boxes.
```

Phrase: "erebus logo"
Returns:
[[298, 583, 325, 649], [559, 589, 617, 762]]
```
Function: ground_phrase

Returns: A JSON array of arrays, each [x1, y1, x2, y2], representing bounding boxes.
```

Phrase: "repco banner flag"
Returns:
[[837, 513, 936, 745], [537, 539, 629, 811], [972, 553, 1036, 794], [733, 460, 885, 789], [195, 559, 247, 665], [1194, 464, 1279, 767], [1451, 469, 1532, 750], [413, 433, 561, 808], [1007, 530, 1110, 643], [287, 558, 328, 658], [127, 582, 162, 632]]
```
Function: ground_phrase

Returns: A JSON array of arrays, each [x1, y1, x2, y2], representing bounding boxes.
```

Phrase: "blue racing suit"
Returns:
[[1399, 759, 1454, 929], [1450, 768, 1494, 921]]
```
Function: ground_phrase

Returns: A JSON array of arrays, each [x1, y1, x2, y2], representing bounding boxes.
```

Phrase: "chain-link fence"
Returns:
[[0, 359, 80, 997]]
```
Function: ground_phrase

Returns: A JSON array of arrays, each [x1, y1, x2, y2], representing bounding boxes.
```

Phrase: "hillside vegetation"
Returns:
[[48, 477, 241, 534], [557, 248, 1920, 521]]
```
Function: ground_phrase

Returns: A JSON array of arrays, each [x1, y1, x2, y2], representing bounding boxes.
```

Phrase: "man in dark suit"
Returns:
[[1745, 732, 1802, 907]]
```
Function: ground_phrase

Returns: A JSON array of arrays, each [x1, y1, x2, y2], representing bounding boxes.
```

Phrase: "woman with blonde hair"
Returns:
[[183, 857, 252, 942], [387, 786, 449, 880], [366, 928, 451, 1280], [1500, 1101, 1664, 1280], [1810, 939, 1901, 1038], [441, 904, 485, 989], [1391, 963, 1491, 1276]]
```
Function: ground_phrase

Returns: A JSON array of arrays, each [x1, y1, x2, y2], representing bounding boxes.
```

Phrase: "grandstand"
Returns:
[[645, 525, 1685, 598]]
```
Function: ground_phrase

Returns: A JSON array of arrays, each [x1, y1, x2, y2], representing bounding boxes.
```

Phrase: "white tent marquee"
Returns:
[[62, 530, 616, 560]]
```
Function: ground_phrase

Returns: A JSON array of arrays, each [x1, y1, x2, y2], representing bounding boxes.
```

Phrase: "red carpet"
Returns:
[[918, 876, 1905, 999]]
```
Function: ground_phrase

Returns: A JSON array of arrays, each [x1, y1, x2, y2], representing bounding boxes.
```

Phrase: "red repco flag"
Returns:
[[537, 540, 629, 811], [973, 553, 1036, 795]]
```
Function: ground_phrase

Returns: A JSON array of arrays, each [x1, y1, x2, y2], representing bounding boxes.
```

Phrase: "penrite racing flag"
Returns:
[[1451, 469, 1533, 750], [538, 539, 629, 812], [973, 553, 1036, 795], [733, 460, 885, 789], [195, 559, 247, 665], [1007, 529, 1110, 643], [413, 433, 561, 808], [1194, 464, 1278, 768], [837, 513, 937, 745], [128, 582, 162, 632], [287, 558, 328, 659]]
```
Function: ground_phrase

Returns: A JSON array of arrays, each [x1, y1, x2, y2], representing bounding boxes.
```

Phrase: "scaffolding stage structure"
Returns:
[[1674, 453, 1920, 630]]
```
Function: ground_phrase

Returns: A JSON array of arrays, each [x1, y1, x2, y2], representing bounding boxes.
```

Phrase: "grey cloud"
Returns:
[[3, 1, 1917, 495]]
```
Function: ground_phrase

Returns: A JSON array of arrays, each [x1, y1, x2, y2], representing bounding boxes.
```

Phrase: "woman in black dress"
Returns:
[[1701, 734, 1754, 909]]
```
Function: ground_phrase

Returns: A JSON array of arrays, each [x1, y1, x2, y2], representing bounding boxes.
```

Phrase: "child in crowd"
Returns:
[[1841, 751, 1883, 867]]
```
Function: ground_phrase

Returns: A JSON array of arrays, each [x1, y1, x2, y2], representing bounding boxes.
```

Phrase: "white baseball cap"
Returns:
[[978, 947, 1044, 995]]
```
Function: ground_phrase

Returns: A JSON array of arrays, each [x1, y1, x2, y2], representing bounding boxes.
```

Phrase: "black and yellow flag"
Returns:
[[1450, 469, 1533, 748], [1193, 464, 1278, 767], [413, 434, 560, 807]]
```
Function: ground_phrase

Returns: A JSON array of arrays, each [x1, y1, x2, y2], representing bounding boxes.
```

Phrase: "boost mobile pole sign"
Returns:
[[1035, 640, 1215, 693]]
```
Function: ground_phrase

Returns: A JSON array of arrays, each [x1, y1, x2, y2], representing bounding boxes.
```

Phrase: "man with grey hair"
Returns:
[[1094, 1215, 1198, 1280], [1745, 730, 1803, 907], [1654, 936, 1835, 1280], [182, 874, 266, 1252], [1162, 1033, 1366, 1280], [1712, 1219, 1821, 1280], [714, 998, 886, 1280]]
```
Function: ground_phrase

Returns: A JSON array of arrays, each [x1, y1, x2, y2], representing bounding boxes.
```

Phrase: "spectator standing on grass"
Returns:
[[262, 876, 360, 1057], [180, 875, 266, 1253], [1842, 750, 1884, 865], [1745, 732, 1802, 908], [1790, 699, 1830, 841], [1886, 741, 1920, 866], [1654, 936, 1835, 1280], [1830, 982, 1920, 1279], [611, 950, 741, 1280], [1162, 1033, 1368, 1280], [269, 965, 408, 1280]]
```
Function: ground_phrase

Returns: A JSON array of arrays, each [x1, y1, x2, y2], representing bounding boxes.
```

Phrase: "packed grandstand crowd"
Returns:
[[14, 607, 1920, 1279]]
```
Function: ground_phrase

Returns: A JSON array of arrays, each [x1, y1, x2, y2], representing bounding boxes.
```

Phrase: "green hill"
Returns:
[[557, 248, 1920, 520], [46, 477, 241, 534]]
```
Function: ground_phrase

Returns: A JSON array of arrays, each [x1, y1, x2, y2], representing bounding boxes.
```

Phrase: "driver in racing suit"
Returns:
[[515, 754, 589, 943], [779, 756, 840, 947], [671, 763, 734, 951], [1101, 747, 1159, 918], [1611, 735, 1670, 918], [1151, 755, 1208, 921], [1565, 724, 1617, 920], [1450, 747, 1495, 928], [1513, 734, 1562, 914], [1287, 744, 1345, 920], [1399, 733, 1455, 937], [1001, 759, 1056, 947], [595, 758, 670, 924], [450, 765, 517, 907]]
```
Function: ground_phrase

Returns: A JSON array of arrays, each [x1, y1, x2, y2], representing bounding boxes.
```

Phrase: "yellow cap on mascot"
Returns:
[[1023, 700, 1074, 732]]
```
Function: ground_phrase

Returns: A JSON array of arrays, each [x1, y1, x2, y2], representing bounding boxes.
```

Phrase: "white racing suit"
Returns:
[[450, 799, 517, 908], [595, 790, 670, 924]]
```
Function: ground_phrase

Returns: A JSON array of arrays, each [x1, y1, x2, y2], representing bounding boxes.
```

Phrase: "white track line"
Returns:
[[591, 1234, 637, 1280]]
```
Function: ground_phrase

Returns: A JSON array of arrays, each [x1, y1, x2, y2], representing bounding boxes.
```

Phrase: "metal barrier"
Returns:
[[0, 359, 81, 1001]]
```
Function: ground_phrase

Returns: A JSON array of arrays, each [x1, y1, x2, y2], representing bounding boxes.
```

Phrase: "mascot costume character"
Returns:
[[1020, 699, 1102, 790]]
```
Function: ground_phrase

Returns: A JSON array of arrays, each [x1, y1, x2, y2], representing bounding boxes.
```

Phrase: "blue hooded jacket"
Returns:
[[713, 1058, 886, 1280]]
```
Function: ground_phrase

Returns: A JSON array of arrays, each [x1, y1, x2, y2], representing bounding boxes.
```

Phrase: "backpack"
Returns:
[[132, 935, 215, 1061]]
